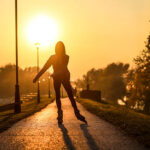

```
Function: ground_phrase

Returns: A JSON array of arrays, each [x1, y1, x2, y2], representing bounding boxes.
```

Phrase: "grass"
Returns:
[[77, 98, 150, 148], [0, 95, 55, 133]]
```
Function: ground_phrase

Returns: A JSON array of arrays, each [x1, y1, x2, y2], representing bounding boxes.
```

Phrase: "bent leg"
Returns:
[[62, 78, 87, 124], [62, 79, 78, 111]]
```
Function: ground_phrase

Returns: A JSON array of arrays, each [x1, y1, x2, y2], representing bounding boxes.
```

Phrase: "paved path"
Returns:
[[0, 98, 148, 150]]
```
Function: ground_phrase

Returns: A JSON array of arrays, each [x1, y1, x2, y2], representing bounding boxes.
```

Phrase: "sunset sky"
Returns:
[[0, 0, 150, 80]]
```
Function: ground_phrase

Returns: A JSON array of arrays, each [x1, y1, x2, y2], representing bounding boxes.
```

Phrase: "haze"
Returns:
[[0, 0, 150, 79]]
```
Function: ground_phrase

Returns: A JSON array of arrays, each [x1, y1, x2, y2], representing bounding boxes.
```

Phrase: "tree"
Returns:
[[76, 62, 129, 103], [101, 63, 129, 102], [0, 64, 54, 98], [130, 34, 150, 113]]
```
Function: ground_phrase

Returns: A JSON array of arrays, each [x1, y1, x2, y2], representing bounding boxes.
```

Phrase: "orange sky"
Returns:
[[0, 0, 150, 80]]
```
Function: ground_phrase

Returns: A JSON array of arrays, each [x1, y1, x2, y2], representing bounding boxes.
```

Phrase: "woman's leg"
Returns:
[[62, 78, 87, 123], [62, 78, 78, 111], [54, 79, 61, 110], [53, 79, 63, 123]]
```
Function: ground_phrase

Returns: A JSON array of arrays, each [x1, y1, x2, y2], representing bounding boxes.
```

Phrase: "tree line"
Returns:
[[0, 65, 54, 98], [75, 34, 150, 114]]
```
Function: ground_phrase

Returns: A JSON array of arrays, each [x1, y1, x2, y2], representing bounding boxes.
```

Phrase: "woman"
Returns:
[[33, 41, 87, 124]]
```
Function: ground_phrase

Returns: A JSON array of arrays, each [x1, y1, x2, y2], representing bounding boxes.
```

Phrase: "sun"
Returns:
[[27, 15, 58, 46]]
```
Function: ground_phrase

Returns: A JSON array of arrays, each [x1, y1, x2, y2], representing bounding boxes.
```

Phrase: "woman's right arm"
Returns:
[[33, 56, 53, 83]]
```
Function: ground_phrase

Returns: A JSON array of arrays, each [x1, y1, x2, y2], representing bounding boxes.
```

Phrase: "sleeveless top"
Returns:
[[50, 54, 70, 79]]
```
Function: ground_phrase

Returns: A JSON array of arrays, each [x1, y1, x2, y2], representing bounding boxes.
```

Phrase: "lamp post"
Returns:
[[35, 42, 40, 103], [48, 76, 51, 98], [14, 0, 21, 113]]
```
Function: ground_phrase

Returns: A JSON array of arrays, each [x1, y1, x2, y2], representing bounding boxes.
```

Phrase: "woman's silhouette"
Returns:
[[33, 41, 87, 124]]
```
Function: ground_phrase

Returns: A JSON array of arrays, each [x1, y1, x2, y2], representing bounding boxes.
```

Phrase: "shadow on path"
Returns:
[[80, 124, 100, 150], [58, 124, 76, 150]]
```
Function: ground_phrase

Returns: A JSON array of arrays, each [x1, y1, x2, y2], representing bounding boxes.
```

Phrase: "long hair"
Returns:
[[55, 41, 66, 57]]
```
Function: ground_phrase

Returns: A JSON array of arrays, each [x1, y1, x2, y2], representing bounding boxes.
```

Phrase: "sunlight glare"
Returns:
[[27, 16, 58, 47]]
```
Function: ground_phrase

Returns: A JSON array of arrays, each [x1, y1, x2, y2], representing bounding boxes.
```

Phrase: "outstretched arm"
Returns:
[[33, 56, 52, 83]]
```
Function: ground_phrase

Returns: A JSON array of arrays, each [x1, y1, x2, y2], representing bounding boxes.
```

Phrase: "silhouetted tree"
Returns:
[[76, 62, 129, 103], [0, 64, 54, 98], [0, 64, 16, 97], [129, 34, 150, 113]]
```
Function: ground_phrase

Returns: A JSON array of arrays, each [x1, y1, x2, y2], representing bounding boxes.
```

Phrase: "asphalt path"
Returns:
[[0, 98, 148, 150]]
